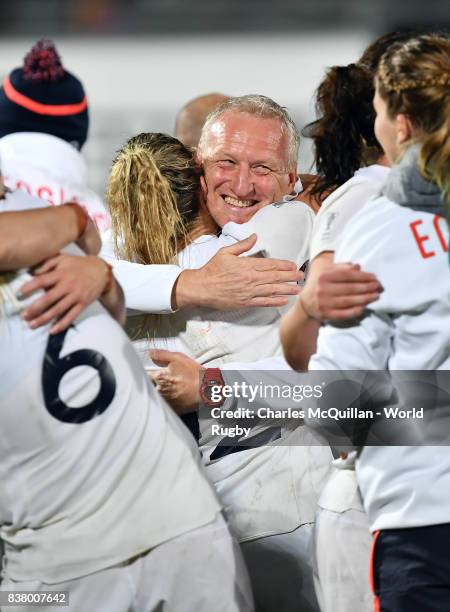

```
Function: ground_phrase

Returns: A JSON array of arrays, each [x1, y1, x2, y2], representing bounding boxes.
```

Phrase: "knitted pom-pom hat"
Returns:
[[0, 40, 89, 150]]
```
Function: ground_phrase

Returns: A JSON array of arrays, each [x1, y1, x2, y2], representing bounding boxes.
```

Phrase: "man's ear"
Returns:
[[288, 169, 297, 192], [396, 113, 413, 146], [200, 175, 208, 199]]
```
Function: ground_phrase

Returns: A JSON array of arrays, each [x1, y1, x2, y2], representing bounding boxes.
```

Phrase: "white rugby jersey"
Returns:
[[309, 195, 450, 532], [0, 191, 220, 583], [309, 164, 390, 261], [0, 132, 111, 232]]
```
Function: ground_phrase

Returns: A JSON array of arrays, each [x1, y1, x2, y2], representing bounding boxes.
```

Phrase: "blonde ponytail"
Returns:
[[107, 133, 200, 266], [106, 133, 201, 337], [419, 94, 450, 205]]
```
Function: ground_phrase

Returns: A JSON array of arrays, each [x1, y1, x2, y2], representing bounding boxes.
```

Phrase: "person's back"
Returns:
[[0, 189, 254, 612], [0, 224, 219, 584]]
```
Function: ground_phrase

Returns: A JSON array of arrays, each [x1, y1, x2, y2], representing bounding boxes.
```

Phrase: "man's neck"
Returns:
[[188, 199, 219, 241]]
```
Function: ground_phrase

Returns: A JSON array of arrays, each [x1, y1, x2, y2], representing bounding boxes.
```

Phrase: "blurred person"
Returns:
[[0, 180, 252, 612], [105, 97, 330, 611], [280, 31, 418, 612], [0, 39, 110, 232], [175, 92, 230, 148], [306, 34, 450, 612]]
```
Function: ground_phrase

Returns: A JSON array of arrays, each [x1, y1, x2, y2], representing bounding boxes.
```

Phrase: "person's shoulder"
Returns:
[[334, 195, 398, 262], [253, 199, 315, 225], [319, 165, 390, 213], [335, 192, 438, 274]]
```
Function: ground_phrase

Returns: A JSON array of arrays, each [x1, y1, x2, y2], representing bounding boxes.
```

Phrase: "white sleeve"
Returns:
[[222, 201, 314, 267], [100, 230, 181, 313]]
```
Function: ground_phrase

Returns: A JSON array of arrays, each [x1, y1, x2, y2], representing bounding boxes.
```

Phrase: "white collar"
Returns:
[[282, 177, 303, 201], [353, 164, 391, 182]]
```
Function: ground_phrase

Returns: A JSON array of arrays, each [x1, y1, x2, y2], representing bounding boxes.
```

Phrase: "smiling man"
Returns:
[[100, 95, 304, 316], [197, 95, 299, 226]]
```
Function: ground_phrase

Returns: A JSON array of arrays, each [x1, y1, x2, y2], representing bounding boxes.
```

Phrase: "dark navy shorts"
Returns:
[[370, 523, 450, 611]]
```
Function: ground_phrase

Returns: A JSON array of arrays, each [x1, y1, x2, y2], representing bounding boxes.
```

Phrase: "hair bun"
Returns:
[[22, 39, 65, 83]]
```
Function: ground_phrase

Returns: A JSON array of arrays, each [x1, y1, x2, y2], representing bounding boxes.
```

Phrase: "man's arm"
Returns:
[[103, 234, 303, 313], [174, 235, 302, 310]]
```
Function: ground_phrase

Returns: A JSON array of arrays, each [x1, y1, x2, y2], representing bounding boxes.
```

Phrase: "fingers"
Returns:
[[18, 271, 58, 298], [33, 256, 61, 275], [251, 281, 301, 298], [21, 283, 67, 320], [246, 257, 299, 272], [50, 304, 84, 334], [149, 349, 181, 367], [157, 382, 175, 396], [221, 234, 258, 256], [321, 265, 382, 287], [319, 281, 383, 297], [24, 293, 74, 329], [324, 292, 381, 310], [247, 296, 290, 307], [325, 306, 366, 320], [255, 269, 303, 284]]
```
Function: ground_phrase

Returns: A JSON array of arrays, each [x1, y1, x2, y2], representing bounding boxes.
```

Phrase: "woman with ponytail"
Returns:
[[281, 32, 421, 369], [281, 31, 417, 612], [108, 133, 201, 268], [307, 34, 450, 611]]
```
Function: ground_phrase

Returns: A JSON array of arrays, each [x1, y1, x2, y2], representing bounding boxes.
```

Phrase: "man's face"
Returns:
[[200, 111, 296, 227]]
